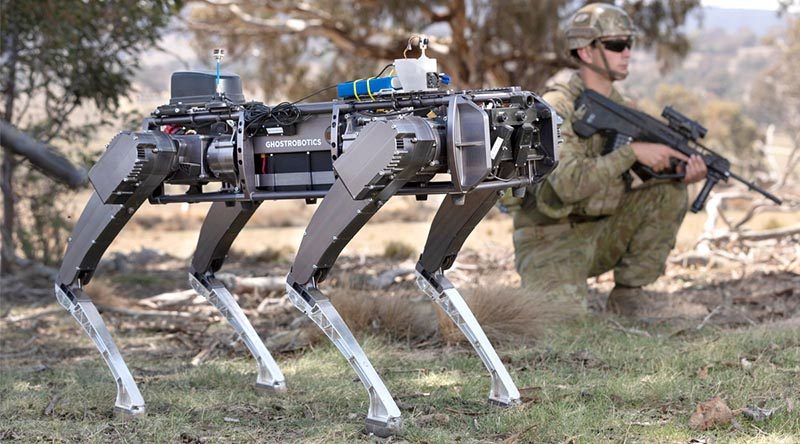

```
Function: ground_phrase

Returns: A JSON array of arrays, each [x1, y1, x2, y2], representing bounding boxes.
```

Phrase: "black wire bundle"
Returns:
[[242, 64, 398, 136], [242, 101, 303, 136]]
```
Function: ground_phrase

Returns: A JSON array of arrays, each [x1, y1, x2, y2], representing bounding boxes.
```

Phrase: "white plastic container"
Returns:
[[393, 55, 438, 92]]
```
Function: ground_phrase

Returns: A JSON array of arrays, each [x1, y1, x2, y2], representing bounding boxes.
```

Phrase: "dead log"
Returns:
[[233, 276, 286, 293], [139, 289, 199, 309], [707, 225, 800, 244]]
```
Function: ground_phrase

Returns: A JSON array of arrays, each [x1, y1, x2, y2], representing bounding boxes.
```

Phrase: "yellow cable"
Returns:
[[366, 76, 376, 101], [352, 78, 363, 102]]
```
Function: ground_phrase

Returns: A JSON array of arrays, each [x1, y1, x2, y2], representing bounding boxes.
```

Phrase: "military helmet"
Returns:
[[565, 3, 636, 50]]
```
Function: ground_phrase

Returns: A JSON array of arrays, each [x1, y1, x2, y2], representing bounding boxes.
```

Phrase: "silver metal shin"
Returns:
[[55, 285, 146, 416], [189, 273, 286, 392], [415, 272, 521, 406], [286, 282, 403, 437]]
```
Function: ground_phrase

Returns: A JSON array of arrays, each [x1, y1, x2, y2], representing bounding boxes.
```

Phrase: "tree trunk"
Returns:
[[1, 31, 19, 274]]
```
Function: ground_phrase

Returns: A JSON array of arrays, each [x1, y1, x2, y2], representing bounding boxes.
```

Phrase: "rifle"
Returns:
[[572, 89, 782, 213]]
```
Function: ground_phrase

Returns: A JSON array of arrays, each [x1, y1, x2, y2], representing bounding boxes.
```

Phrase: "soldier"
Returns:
[[509, 3, 707, 317]]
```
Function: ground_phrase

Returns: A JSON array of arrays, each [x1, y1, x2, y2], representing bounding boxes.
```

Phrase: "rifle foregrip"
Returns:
[[691, 177, 718, 213]]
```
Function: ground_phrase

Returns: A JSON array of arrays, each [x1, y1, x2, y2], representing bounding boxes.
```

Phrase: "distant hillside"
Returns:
[[622, 7, 798, 125], [689, 7, 789, 36]]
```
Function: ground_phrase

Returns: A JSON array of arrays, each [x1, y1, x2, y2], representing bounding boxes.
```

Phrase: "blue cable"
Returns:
[[216, 61, 221, 92]]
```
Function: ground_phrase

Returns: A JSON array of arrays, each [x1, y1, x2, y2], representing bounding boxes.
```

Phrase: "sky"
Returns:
[[702, 0, 796, 11]]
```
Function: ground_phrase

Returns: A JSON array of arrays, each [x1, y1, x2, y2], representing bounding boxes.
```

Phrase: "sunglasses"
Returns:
[[597, 37, 634, 53]]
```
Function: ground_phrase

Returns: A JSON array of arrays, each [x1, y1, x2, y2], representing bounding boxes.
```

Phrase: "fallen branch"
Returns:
[[235, 276, 286, 293], [6, 309, 63, 323], [367, 268, 414, 289], [216, 273, 286, 293], [191, 339, 220, 366], [4, 255, 58, 280], [255, 296, 291, 314], [140, 289, 199, 309], [96, 305, 198, 319], [732, 203, 799, 230], [706, 225, 800, 244]]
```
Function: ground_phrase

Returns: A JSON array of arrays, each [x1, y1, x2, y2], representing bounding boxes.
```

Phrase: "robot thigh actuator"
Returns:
[[55, 49, 559, 436]]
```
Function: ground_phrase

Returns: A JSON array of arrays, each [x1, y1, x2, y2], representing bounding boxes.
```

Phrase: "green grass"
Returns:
[[1, 315, 798, 443]]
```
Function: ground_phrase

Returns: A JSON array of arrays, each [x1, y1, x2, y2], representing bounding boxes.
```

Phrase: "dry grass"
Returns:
[[82, 278, 131, 308], [374, 294, 438, 341], [323, 289, 437, 343], [326, 289, 378, 335], [437, 285, 583, 345], [304, 284, 578, 347]]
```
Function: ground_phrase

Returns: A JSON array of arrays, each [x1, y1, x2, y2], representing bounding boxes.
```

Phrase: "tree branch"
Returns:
[[0, 120, 86, 187]]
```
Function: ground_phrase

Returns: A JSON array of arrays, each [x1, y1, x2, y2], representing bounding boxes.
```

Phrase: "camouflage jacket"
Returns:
[[513, 73, 637, 228]]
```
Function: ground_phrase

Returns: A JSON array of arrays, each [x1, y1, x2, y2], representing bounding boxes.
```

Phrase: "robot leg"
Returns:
[[55, 131, 177, 416], [189, 201, 286, 392], [286, 283, 403, 437], [284, 117, 442, 436], [416, 189, 521, 406], [287, 181, 402, 437]]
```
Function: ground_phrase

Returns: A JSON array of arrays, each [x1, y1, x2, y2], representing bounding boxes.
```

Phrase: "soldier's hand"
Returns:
[[630, 142, 688, 172], [678, 154, 707, 184]]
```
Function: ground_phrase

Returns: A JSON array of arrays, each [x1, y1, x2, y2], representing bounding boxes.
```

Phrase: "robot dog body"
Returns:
[[56, 57, 559, 435]]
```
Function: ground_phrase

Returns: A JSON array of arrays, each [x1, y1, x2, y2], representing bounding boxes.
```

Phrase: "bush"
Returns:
[[383, 241, 417, 261]]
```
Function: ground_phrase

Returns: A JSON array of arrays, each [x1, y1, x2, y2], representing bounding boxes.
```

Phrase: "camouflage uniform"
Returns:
[[511, 73, 688, 307]]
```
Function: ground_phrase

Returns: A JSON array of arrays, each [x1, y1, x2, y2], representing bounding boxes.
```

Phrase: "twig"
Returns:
[[191, 339, 220, 366], [608, 319, 651, 337], [732, 203, 797, 230], [696, 305, 723, 331], [43, 394, 60, 416], [382, 368, 429, 375], [444, 406, 483, 416], [501, 423, 538, 443]]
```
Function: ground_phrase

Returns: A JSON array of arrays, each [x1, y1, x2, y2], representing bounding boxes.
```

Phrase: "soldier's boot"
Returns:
[[606, 285, 668, 317]]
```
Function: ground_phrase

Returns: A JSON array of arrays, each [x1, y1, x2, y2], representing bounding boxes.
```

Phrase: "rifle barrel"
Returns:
[[728, 171, 782, 205]]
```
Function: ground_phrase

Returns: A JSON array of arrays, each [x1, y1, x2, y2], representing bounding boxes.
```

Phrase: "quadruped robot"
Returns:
[[55, 38, 560, 436]]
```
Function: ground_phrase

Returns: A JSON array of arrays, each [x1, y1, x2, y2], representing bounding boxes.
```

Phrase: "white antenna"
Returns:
[[213, 48, 225, 95]]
